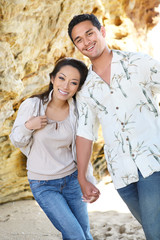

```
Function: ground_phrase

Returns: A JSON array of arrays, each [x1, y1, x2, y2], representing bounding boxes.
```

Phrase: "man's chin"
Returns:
[[82, 52, 97, 60]]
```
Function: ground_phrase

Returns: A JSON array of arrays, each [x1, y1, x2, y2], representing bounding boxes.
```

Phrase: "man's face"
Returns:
[[71, 20, 106, 60]]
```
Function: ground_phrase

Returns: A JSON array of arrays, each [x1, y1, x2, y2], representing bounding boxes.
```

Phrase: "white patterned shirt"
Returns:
[[76, 50, 160, 189]]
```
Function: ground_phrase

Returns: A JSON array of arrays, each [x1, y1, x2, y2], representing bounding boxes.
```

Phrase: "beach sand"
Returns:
[[0, 180, 145, 240]]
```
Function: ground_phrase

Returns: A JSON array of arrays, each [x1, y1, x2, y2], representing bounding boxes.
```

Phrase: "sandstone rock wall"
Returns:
[[0, 0, 159, 203]]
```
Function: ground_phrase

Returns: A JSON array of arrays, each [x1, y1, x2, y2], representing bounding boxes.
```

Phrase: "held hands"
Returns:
[[79, 178, 100, 203], [25, 116, 48, 130]]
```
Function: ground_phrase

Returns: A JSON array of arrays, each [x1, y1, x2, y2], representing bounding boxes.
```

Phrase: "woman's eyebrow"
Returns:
[[59, 72, 66, 77], [59, 72, 79, 81]]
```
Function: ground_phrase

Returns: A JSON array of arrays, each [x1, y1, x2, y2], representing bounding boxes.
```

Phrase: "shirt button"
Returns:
[[116, 107, 119, 110], [126, 137, 129, 141], [132, 154, 135, 157], [110, 91, 113, 94]]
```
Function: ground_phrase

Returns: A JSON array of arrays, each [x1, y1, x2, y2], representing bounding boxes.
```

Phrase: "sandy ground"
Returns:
[[0, 180, 145, 240]]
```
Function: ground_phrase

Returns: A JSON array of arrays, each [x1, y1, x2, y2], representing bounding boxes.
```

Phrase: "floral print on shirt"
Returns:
[[76, 50, 160, 189]]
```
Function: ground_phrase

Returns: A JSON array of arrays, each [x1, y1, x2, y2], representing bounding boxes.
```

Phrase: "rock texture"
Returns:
[[0, 0, 160, 204]]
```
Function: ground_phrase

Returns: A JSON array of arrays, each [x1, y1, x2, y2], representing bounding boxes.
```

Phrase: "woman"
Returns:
[[10, 58, 94, 240]]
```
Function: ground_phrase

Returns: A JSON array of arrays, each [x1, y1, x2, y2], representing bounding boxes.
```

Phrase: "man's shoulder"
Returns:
[[79, 68, 93, 89], [112, 49, 146, 59], [76, 75, 91, 100]]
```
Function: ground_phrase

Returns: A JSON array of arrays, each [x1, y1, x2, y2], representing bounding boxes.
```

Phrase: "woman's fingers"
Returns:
[[39, 116, 48, 127], [26, 116, 48, 130]]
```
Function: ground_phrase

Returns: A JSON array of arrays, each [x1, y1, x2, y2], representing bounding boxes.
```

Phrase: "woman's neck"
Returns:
[[50, 91, 69, 109], [46, 97, 69, 122], [49, 98, 69, 110]]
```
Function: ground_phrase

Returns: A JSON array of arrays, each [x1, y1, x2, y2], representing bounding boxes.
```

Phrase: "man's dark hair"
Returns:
[[68, 13, 101, 43]]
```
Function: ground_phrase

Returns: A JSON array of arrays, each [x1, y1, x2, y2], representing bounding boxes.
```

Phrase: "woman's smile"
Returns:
[[58, 89, 69, 95]]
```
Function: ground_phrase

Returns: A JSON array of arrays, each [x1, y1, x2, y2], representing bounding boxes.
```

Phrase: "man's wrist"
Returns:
[[78, 173, 87, 183]]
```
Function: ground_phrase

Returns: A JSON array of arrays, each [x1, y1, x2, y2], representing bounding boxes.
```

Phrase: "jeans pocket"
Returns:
[[71, 170, 78, 179], [29, 180, 47, 191]]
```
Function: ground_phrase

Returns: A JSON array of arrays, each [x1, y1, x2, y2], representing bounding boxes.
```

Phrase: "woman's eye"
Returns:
[[71, 82, 78, 85], [59, 76, 65, 80]]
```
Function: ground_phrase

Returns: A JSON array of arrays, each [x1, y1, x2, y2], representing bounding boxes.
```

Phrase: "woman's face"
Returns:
[[51, 65, 81, 101]]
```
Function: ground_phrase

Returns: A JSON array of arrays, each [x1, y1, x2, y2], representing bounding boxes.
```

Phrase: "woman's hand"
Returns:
[[25, 116, 48, 130], [79, 177, 100, 203]]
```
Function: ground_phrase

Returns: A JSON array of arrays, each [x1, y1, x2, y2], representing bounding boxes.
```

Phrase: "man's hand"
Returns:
[[25, 116, 48, 130], [76, 136, 100, 203], [79, 178, 100, 203]]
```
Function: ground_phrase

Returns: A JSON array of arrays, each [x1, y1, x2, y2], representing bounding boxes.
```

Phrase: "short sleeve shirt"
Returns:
[[76, 50, 160, 189]]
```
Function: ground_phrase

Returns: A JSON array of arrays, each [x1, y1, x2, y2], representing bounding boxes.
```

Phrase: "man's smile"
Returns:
[[85, 43, 96, 52]]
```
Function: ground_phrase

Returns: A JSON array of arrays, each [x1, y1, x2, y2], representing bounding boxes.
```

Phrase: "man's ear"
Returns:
[[100, 26, 106, 38]]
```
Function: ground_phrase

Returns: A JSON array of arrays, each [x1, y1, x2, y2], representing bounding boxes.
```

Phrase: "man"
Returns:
[[68, 13, 160, 240]]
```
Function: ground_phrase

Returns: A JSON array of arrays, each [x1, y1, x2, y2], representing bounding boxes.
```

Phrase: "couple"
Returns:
[[10, 14, 160, 240]]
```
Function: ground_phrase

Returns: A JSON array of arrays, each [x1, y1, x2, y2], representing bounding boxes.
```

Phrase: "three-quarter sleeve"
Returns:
[[10, 98, 37, 149]]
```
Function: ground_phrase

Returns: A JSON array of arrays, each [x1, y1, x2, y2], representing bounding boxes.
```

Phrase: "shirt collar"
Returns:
[[88, 49, 124, 75]]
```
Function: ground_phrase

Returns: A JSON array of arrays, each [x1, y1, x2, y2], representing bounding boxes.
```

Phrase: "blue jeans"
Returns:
[[117, 170, 160, 240], [29, 171, 93, 240]]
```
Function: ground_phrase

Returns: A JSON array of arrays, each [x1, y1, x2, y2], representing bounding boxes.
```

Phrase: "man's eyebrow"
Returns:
[[74, 36, 81, 42], [86, 28, 93, 33], [73, 28, 93, 42]]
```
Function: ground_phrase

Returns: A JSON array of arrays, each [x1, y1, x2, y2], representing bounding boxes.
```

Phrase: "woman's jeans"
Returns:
[[29, 171, 93, 240], [117, 170, 160, 240]]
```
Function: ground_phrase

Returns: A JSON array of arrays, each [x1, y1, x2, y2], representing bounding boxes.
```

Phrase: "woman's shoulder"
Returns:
[[21, 96, 40, 106], [18, 97, 40, 113]]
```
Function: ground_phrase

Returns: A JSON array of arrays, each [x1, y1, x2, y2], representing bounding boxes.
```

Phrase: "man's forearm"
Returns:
[[76, 136, 100, 202], [76, 136, 93, 181]]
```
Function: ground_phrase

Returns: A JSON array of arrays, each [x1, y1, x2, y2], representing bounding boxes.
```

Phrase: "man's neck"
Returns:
[[91, 47, 113, 85], [92, 47, 112, 73]]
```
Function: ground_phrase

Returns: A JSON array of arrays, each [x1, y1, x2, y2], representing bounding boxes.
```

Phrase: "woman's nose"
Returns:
[[63, 80, 69, 89]]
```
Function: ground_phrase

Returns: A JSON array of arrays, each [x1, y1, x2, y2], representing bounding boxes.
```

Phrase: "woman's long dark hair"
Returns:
[[31, 57, 88, 104]]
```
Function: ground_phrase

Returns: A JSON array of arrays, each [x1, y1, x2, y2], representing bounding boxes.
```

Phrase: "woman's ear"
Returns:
[[51, 76, 54, 85]]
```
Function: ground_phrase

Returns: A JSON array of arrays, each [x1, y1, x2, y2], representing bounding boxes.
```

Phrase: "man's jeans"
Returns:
[[117, 170, 160, 240], [29, 171, 93, 240]]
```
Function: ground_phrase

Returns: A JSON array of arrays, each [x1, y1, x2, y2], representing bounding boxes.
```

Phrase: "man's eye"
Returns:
[[77, 39, 82, 43], [88, 32, 93, 36]]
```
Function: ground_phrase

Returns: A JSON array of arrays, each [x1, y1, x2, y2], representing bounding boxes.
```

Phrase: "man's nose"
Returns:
[[84, 36, 90, 46]]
